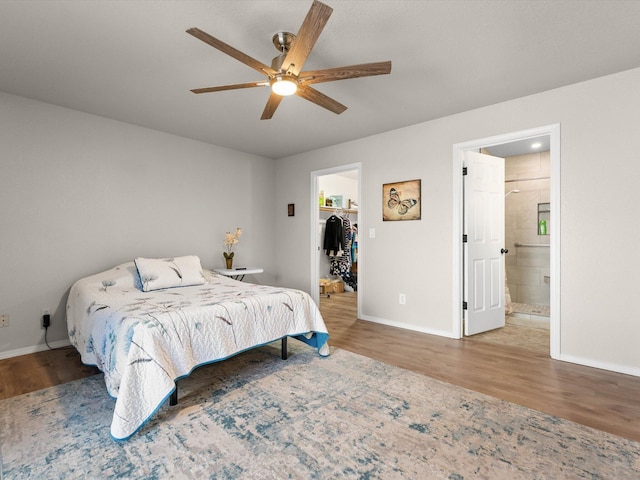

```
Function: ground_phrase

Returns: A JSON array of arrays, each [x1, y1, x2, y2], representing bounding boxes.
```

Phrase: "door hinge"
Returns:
[[462, 167, 468, 175], [462, 234, 468, 243], [462, 301, 468, 310]]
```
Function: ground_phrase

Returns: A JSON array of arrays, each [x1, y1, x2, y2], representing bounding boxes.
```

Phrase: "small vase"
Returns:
[[225, 257, 233, 269]]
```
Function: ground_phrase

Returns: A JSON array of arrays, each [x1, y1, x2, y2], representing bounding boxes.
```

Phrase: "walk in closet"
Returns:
[[317, 169, 359, 297]]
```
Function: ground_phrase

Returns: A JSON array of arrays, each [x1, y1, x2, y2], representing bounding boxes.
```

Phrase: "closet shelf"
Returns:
[[320, 206, 358, 214]]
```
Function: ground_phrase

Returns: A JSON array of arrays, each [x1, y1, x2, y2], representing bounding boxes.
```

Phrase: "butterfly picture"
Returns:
[[383, 180, 421, 221], [387, 188, 418, 215]]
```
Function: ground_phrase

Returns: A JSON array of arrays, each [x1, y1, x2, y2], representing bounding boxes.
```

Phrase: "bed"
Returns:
[[66, 256, 330, 440]]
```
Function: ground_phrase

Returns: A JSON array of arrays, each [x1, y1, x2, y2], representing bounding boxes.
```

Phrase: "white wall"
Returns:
[[0, 92, 275, 357], [274, 67, 640, 375]]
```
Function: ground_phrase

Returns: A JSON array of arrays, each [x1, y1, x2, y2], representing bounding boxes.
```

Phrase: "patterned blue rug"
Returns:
[[1, 342, 639, 479]]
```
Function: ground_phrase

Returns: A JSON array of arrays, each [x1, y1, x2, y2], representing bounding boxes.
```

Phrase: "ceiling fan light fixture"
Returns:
[[187, 1, 391, 119], [271, 75, 298, 96]]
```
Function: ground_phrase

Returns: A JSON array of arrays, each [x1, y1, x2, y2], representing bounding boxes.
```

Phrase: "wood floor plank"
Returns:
[[0, 347, 99, 400]]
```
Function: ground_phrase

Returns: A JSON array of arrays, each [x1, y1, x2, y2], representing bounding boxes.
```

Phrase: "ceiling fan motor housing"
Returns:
[[271, 32, 296, 73], [271, 53, 288, 72]]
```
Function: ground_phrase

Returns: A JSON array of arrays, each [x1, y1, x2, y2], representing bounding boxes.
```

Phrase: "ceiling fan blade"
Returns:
[[281, 0, 333, 76], [191, 81, 268, 94], [187, 27, 276, 76], [296, 85, 347, 115], [261, 92, 284, 120], [300, 61, 392, 85]]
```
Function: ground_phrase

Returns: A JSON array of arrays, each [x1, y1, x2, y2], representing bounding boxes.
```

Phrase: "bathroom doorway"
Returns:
[[481, 137, 551, 353], [488, 136, 551, 317], [452, 124, 560, 359]]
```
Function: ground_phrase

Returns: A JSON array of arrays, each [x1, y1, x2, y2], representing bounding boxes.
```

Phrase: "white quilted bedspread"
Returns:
[[66, 262, 329, 440]]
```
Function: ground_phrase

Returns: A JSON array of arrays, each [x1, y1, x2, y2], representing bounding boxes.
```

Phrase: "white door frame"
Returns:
[[452, 124, 561, 359], [310, 163, 362, 313]]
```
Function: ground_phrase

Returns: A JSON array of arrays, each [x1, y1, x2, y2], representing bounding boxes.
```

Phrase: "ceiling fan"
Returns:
[[187, 0, 391, 120]]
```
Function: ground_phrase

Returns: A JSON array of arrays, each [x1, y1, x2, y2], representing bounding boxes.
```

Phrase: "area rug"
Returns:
[[1, 342, 639, 479]]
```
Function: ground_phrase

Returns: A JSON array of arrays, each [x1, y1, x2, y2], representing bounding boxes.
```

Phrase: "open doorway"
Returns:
[[452, 124, 560, 359], [466, 139, 551, 354], [310, 163, 361, 322], [488, 137, 551, 337]]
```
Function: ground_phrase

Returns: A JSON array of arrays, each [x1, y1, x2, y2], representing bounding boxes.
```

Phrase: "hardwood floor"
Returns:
[[2, 291, 640, 444], [0, 346, 99, 400]]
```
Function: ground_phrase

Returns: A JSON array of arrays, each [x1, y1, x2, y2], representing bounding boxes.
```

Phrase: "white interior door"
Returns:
[[464, 151, 505, 335]]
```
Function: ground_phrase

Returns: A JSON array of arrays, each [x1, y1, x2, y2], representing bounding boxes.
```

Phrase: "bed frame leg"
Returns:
[[170, 384, 178, 406], [171, 340, 286, 407]]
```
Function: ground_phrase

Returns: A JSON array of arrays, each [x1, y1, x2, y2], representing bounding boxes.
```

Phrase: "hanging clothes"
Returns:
[[329, 215, 357, 291], [323, 215, 344, 256], [351, 223, 358, 265]]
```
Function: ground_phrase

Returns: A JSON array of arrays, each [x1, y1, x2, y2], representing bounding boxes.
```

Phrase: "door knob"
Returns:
[[500, 248, 509, 254]]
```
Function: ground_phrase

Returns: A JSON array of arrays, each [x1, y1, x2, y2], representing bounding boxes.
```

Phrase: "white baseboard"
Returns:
[[359, 314, 456, 339], [558, 353, 640, 378], [0, 339, 72, 360]]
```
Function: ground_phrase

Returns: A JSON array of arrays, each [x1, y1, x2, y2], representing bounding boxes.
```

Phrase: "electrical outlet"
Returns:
[[0, 314, 8, 327], [369, 228, 376, 238], [399, 294, 406, 305], [42, 308, 51, 328]]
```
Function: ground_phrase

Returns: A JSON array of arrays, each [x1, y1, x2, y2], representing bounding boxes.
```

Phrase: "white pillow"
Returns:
[[134, 255, 205, 292]]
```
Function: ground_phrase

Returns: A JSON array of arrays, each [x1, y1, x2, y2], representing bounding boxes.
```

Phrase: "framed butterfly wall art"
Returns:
[[382, 179, 421, 221]]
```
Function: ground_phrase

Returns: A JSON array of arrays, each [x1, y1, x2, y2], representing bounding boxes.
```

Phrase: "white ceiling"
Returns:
[[1, 1, 640, 159]]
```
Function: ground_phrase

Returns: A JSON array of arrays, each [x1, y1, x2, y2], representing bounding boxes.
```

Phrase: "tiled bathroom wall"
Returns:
[[505, 151, 550, 307]]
